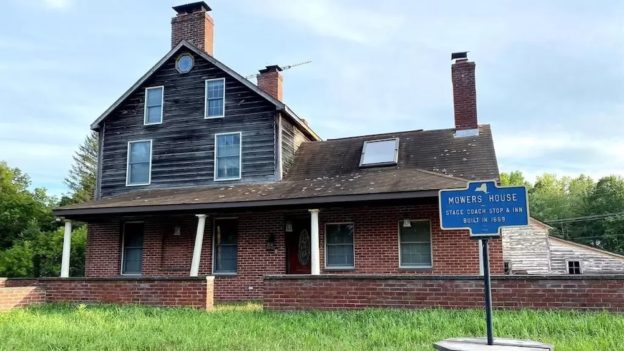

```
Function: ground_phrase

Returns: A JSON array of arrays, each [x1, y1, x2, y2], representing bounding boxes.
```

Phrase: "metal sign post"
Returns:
[[481, 238, 494, 345], [439, 180, 529, 346]]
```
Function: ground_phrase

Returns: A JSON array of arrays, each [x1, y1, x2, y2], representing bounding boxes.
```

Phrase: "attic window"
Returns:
[[359, 138, 399, 167]]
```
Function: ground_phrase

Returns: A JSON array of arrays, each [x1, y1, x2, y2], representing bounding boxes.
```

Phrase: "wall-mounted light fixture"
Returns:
[[402, 219, 412, 228], [285, 221, 293, 233], [174, 225, 182, 236]]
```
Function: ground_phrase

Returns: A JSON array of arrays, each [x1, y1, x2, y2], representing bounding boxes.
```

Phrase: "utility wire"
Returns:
[[545, 211, 624, 224]]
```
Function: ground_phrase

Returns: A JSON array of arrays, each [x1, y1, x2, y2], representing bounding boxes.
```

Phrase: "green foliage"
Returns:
[[64, 131, 98, 204], [503, 171, 624, 254], [1, 304, 623, 350], [0, 226, 86, 278], [0, 240, 33, 277], [0, 160, 87, 277], [0, 161, 55, 249], [500, 171, 530, 187]]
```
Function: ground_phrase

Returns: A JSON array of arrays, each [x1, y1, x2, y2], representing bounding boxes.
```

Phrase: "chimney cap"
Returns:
[[173, 1, 211, 15], [451, 51, 469, 61], [259, 65, 283, 74]]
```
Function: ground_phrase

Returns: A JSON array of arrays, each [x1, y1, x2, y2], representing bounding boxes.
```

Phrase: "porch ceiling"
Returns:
[[53, 167, 465, 217]]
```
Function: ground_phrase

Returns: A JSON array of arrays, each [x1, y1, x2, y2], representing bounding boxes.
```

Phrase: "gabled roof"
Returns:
[[90, 40, 320, 140]]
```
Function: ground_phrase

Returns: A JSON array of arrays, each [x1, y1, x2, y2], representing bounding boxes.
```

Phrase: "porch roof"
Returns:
[[54, 167, 466, 217]]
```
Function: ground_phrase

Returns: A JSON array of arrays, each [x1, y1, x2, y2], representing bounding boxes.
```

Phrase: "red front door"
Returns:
[[286, 219, 311, 274]]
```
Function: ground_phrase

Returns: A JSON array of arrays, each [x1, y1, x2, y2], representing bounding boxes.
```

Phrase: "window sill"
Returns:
[[399, 267, 433, 272], [324, 267, 355, 271], [204, 116, 225, 119], [214, 177, 241, 182], [213, 273, 237, 277]]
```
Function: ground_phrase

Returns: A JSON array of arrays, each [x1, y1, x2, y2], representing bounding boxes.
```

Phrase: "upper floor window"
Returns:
[[205, 78, 225, 118], [214, 132, 241, 181], [144, 86, 164, 125], [126, 140, 152, 186], [399, 220, 432, 268], [360, 138, 399, 167]]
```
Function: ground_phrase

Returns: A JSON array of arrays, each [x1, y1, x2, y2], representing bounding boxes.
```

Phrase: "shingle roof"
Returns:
[[54, 125, 499, 217], [287, 125, 499, 181]]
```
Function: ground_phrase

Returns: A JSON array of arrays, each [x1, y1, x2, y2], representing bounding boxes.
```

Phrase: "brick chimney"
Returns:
[[451, 52, 478, 131], [257, 65, 283, 101], [171, 2, 214, 55]]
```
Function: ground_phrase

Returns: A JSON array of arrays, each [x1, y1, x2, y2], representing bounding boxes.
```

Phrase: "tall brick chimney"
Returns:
[[451, 52, 478, 131], [257, 65, 283, 101], [171, 2, 214, 55]]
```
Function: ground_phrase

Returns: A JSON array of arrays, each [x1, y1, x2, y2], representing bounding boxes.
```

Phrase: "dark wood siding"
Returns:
[[280, 114, 311, 176], [99, 49, 278, 197]]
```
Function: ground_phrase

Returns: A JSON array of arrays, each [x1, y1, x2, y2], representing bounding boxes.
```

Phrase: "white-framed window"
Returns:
[[144, 86, 164, 125], [214, 132, 241, 181], [567, 260, 582, 275], [213, 218, 238, 274], [360, 138, 399, 167], [126, 140, 152, 186], [121, 222, 144, 275], [325, 223, 355, 269], [205, 78, 225, 118], [399, 220, 432, 268]]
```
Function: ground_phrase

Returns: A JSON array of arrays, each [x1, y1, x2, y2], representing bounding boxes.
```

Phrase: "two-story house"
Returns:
[[54, 2, 502, 301]]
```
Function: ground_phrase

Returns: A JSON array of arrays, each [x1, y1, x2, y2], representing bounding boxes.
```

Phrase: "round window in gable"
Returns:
[[175, 53, 194, 74]]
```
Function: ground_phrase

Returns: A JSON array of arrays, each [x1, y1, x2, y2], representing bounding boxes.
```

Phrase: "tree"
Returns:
[[0, 161, 55, 248], [500, 171, 531, 188], [583, 176, 624, 253], [64, 131, 98, 204]]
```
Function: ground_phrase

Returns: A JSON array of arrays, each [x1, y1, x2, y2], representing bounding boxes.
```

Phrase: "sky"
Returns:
[[0, 0, 623, 197]]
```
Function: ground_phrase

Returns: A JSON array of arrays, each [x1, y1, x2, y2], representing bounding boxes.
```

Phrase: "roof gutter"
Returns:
[[53, 190, 438, 218]]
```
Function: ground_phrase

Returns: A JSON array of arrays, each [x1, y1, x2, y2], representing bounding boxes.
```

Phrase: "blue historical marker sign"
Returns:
[[439, 180, 529, 237]]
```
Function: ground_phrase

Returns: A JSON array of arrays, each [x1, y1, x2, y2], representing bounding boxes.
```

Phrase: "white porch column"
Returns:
[[60, 220, 72, 278], [309, 209, 320, 275], [190, 214, 207, 277]]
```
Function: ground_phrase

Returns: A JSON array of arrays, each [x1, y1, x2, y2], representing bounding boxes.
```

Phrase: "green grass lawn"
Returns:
[[1, 303, 623, 351]]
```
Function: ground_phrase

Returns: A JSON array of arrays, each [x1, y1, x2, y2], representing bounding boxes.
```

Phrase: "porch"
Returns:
[[57, 200, 500, 301]]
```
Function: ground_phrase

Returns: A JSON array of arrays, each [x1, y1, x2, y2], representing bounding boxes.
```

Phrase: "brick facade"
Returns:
[[451, 59, 478, 130], [85, 203, 503, 301], [264, 275, 624, 312]]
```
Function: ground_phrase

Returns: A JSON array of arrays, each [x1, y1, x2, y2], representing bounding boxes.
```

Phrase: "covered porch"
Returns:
[[55, 197, 497, 301]]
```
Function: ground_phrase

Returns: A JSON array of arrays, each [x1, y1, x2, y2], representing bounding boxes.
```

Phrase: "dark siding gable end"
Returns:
[[99, 49, 278, 197]]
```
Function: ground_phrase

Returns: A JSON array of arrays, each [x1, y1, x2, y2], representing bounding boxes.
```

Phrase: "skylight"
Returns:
[[359, 138, 399, 167]]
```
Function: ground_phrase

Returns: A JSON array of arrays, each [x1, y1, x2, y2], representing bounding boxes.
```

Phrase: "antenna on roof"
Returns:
[[244, 60, 312, 80]]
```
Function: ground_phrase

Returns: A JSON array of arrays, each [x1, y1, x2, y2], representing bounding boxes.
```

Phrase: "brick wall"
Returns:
[[85, 203, 503, 301], [41, 277, 213, 310], [0, 286, 45, 312], [263, 275, 624, 312]]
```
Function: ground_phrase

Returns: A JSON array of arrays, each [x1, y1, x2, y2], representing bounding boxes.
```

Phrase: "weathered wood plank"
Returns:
[[99, 49, 278, 197]]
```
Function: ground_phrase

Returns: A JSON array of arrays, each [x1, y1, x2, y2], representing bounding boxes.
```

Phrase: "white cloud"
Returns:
[[242, 0, 404, 45], [41, 0, 72, 10]]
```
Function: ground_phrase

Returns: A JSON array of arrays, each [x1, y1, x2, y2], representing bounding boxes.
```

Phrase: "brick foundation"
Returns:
[[263, 274, 624, 312], [84, 203, 503, 301]]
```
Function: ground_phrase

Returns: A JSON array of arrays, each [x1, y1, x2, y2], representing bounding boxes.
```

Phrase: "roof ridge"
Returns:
[[325, 128, 426, 141]]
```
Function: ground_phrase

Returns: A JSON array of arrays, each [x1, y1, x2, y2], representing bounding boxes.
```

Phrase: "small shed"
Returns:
[[502, 219, 624, 275]]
